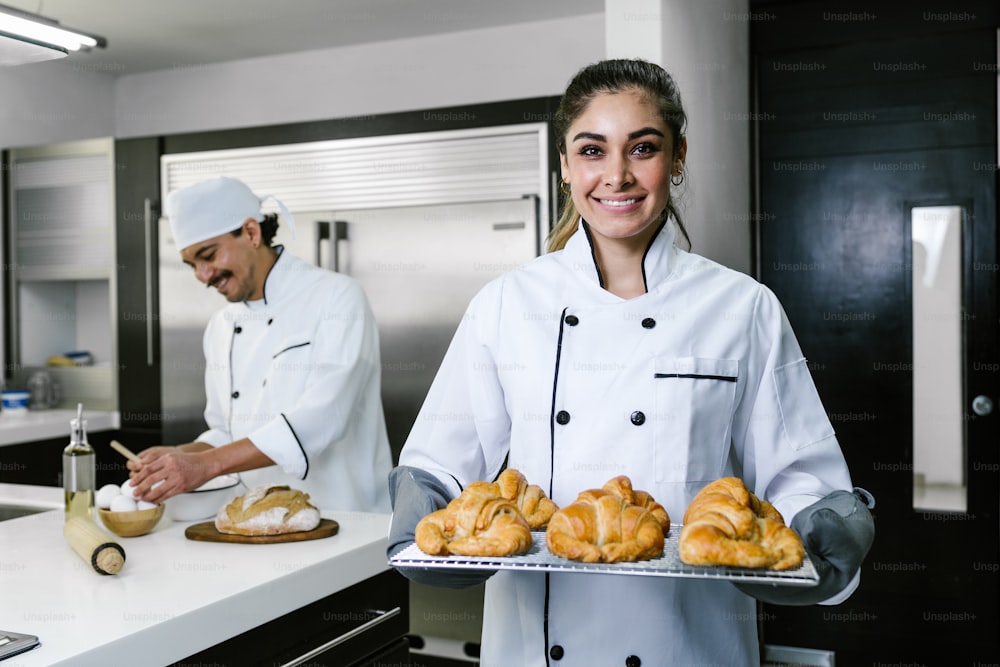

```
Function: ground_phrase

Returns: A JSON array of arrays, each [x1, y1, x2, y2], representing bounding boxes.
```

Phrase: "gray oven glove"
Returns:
[[386, 465, 497, 589], [735, 488, 875, 605]]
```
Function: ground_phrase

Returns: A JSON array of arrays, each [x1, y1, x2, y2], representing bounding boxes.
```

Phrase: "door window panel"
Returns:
[[911, 205, 966, 512]]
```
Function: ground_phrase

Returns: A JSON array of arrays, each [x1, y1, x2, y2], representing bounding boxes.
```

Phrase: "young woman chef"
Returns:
[[388, 59, 874, 666]]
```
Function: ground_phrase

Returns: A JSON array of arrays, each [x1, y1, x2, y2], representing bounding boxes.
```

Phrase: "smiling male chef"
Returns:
[[127, 176, 392, 512]]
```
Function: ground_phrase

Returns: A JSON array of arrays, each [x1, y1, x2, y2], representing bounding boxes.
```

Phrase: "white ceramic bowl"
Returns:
[[165, 474, 241, 521]]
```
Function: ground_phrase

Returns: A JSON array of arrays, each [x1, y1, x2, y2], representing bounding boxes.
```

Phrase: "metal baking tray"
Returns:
[[391, 527, 819, 586]]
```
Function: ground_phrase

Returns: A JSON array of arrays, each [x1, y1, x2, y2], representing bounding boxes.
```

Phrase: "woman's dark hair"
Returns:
[[230, 213, 280, 247], [548, 58, 690, 252]]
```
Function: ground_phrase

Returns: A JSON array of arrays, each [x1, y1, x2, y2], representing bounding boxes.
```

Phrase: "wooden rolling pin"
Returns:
[[64, 517, 126, 575]]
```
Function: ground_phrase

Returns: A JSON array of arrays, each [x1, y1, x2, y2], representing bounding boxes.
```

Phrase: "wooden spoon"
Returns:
[[110, 439, 142, 464]]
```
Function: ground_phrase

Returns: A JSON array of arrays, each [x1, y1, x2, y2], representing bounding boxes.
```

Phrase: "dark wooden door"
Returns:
[[752, 3, 999, 664]]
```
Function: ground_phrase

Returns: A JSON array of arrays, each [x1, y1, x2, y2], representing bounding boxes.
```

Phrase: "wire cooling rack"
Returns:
[[390, 527, 819, 586]]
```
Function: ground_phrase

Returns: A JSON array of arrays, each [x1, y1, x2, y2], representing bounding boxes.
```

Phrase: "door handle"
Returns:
[[492, 221, 526, 231], [331, 220, 348, 273], [277, 606, 401, 666], [143, 198, 156, 367], [314, 221, 330, 268], [972, 395, 993, 416]]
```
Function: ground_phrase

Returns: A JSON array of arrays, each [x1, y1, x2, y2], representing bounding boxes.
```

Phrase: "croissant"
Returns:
[[678, 477, 804, 570], [495, 469, 559, 529], [546, 489, 665, 563], [600, 475, 670, 535], [415, 481, 533, 557]]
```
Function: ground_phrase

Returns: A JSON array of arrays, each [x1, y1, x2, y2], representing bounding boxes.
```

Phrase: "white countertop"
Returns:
[[0, 410, 119, 447], [0, 484, 391, 666]]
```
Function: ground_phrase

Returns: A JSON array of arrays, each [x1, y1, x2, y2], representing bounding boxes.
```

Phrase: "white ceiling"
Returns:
[[2, 0, 604, 75]]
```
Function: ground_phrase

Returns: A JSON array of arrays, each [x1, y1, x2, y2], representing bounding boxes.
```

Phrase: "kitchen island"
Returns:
[[0, 484, 406, 666]]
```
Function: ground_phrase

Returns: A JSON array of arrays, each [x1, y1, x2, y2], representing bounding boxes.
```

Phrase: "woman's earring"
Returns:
[[560, 179, 571, 195], [671, 170, 684, 187]]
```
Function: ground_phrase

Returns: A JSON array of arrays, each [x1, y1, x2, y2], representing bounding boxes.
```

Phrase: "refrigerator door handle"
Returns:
[[314, 221, 330, 268], [331, 220, 348, 273], [492, 221, 526, 231], [144, 197, 155, 367]]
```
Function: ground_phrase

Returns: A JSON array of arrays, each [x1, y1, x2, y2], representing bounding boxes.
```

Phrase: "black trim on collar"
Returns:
[[251, 244, 285, 306], [580, 220, 605, 289], [640, 219, 668, 293], [581, 219, 666, 293], [280, 413, 309, 480]]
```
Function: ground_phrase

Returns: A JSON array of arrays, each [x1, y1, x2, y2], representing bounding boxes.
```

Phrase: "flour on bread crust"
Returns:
[[215, 485, 321, 536]]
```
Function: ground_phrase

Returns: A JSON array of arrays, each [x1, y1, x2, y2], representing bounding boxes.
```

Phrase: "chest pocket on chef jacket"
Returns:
[[652, 356, 738, 483], [266, 338, 312, 398]]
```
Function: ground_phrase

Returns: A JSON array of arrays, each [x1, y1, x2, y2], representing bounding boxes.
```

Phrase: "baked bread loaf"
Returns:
[[600, 475, 670, 535], [678, 477, 804, 570], [215, 485, 321, 536], [495, 468, 559, 529], [546, 488, 665, 563], [415, 481, 532, 557]]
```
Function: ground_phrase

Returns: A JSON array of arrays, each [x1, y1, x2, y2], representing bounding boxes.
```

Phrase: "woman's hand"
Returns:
[[387, 466, 497, 589], [735, 488, 875, 605]]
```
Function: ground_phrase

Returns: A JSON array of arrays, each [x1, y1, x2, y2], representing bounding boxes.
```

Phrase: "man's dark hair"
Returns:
[[230, 213, 280, 246]]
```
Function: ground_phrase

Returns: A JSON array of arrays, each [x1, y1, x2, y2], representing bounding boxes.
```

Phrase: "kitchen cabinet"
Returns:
[[3, 138, 118, 411], [0, 427, 128, 488], [112, 136, 164, 436], [0, 409, 121, 487], [3, 136, 165, 436], [175, 569, 409, 666]]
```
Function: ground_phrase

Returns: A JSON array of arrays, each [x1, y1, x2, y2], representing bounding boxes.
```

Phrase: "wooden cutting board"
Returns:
[[184, 518, 339, 544]]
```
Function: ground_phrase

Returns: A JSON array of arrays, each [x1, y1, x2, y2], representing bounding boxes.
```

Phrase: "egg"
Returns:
[[120, 478, 139, 499], [136, 500, 158, 510], [109, 495, 138, 512], [96, 484, 120, 509]]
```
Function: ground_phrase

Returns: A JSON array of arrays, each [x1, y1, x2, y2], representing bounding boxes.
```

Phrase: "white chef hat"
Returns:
[[165, 176, 295, 251]]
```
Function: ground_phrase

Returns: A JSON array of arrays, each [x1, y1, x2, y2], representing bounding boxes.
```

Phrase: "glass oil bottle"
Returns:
[[63, 403, 95, 520]]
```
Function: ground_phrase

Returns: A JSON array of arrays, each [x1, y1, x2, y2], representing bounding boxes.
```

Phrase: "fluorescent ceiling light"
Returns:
[[0, 2, 105, 65], [0, 32, 66, 65]]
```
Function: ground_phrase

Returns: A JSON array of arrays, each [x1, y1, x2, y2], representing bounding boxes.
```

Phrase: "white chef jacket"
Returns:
[[398, 221, 856, 666], [198, 247, 391, 513]]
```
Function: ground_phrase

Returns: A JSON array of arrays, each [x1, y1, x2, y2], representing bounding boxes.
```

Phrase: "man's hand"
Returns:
[[127, 444, 215, 504]]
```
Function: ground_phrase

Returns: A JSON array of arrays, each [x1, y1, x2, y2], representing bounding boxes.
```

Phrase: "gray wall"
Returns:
[[606, 0, 751, 273]]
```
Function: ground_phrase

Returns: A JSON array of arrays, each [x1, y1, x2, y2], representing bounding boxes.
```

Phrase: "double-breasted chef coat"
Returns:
[[198, 247, 392, 512], [397, 221, 857, 666]]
